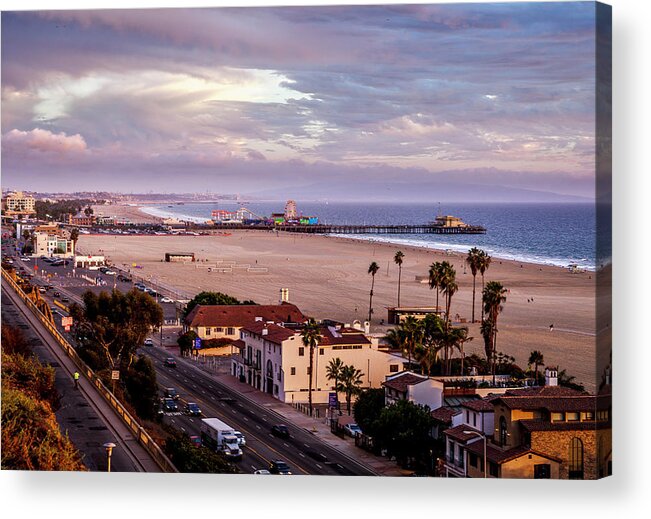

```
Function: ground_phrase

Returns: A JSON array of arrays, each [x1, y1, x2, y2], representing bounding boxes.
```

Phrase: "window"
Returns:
[[597, 410, 609, 421], [566, 412, 580, 422], [307, 367, 311, 375], [489, 462, 498, 478], [469, 453, 478, 468], [319, 348, 324, 355], [582, 411, 594, 421], [299, 347, 305, 356], [499, 416, 508, 447], [551, 412, 564, 422], [216, 327, 223, 333], [534, 464, 551, 479], [205, 327, 211, 336], [466, 411, 470, 422], [290, 367, 296, 376], [473, 414, 477, 427], [569, 438, 584, 480], [389, 364, 399, 373], [227, 327, 235, 335]]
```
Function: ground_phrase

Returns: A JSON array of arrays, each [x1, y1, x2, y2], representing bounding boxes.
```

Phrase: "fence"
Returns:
[[1, 268, 178, 473], [292, 402, 321, 418]]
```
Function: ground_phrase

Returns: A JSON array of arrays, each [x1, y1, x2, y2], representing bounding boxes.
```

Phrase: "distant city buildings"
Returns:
[[2, 191, 36, 218]]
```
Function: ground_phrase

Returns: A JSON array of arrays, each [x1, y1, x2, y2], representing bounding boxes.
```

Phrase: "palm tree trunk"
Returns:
[[491, 315, 498, 385], [436, 288, 439, 314], [397, 265, 402, 307], [368, 276, 375, 322], [308, 347, 314, 416], [471, 274, 476, 323]]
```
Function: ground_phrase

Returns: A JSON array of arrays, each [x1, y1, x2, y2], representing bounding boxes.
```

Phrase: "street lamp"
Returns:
[[103, 442, 116, 473], [463, 430, 487, 478]]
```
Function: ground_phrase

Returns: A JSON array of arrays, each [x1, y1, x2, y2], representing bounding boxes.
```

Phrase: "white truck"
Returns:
[[200, 418, 243, 461]]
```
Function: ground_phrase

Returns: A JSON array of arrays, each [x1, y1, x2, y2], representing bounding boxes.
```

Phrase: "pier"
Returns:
[[208, 223, 486, 234]]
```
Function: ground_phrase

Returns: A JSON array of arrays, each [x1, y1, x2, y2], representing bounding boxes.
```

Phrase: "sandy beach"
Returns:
[[77, 225, 600, 392], [91, 204, 163, 224]]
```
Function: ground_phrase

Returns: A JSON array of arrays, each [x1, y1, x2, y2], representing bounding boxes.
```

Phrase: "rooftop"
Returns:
[[185, 303, 306, 328], [242, 321, 297, 345], [382, 372, 431, 393]]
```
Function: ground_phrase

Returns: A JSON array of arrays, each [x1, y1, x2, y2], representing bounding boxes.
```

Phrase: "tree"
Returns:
[[84, 206, 94, 217], [164, 431, 239, 474], [372, 399, 435, 470], [301, 318, 322, 416], [325, 357, 345, 412], [428, 262, 444, 312], [465, 247, 483, 323], [184, 291, 256, 316], [417, 314, 445, 376], [353, 388, 385, 437], [70, 289, 163, 371], [445, 325, 472, 376], [394, 250, 405, 307], [69, 227, 80, 249], [528, 350, 545, 385], [177, 330, 198, 357], [557, 369, 586, 392], [123, 355, 159, 420], [338, 364, 364, 415], [385, 316, 423, 369], [479, 252, 492, 318], [367, 261, 380, 322], [439, 261, 457, 328], [482, 281, 507, 383]]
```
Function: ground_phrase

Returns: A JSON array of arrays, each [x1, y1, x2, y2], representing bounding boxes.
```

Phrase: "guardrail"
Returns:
[[1, 268, 178, 473]]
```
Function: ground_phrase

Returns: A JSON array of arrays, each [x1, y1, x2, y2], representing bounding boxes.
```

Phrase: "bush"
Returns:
[[164, 432, 239, 474]]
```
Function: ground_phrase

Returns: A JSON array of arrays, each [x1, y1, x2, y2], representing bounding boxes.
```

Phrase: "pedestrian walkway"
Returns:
[[191, 360, 409, 477]]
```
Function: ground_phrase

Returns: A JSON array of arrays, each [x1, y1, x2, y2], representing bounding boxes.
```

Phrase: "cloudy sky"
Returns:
[[1, 2, 604, 201]]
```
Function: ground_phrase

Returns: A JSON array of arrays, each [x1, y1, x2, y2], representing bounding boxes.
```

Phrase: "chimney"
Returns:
[[255, 316, 263, 322], [363, 321, 370, 334], [262, 324, 269, 336], [279, 287, 289, 303], [545, 367, 558, 387]]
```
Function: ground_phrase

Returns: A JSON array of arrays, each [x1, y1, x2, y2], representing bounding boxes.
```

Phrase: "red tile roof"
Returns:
[[443, 424, 485, 443], [185, 303, 306, 328], [462, 395, 500, 412], [464, 441, 563, 465], [382, 372, 430, 392], [318, 326, 371, 346], [242, 321, 298, 345], [430, 407, 460, 424], [519, 419, 611, 433], [494, 394, 599, 413]]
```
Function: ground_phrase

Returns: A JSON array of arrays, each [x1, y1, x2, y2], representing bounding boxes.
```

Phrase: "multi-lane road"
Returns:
[[5, 248, 377, 476]]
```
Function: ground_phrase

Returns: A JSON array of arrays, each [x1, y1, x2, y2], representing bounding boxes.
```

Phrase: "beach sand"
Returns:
[[91, 204, 163, 224], [77, 230, 601, 391]]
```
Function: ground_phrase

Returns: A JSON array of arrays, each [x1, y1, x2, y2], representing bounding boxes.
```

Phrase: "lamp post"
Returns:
[[103, 442, 116, 473], [463, 429, 487, 478]]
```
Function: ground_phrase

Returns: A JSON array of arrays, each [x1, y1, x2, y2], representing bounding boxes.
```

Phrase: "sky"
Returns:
[[1, 2, 606, 201]]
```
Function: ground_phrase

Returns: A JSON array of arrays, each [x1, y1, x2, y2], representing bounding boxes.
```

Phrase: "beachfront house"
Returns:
[[442, 371, 612, 479], [232, 322, 403, 404], [183, 302, 307, 341], [382, 371, 445, 409]]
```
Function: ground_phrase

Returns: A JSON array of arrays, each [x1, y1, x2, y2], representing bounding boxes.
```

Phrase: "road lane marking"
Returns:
[[298, 452, 305, 458], [316, 463, 322, 469]]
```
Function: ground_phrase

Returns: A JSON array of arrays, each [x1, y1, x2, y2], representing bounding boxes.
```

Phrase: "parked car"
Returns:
[[143, 338, 154, 347], [164, 357, 177, 368], [184, 402, 202, 416], [344, 423, 363, 438], [160, 296, 174, 303], [271, 424, 290, 439], [253, 469, 271, 475], [268, 460, 292, 475], [162, 398, 178, 412], [163, 387, 179, 400], [117, 274, 132, 282]]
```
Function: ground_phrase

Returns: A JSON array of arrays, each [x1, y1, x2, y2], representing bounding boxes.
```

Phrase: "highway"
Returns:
[[13, 252, 377, 476]]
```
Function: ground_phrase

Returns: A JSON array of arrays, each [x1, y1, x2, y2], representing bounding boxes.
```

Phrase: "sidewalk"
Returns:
[[186, 356, 409, 477]]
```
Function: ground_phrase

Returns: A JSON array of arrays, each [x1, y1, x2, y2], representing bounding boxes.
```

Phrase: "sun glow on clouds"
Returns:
[[32, 67, 312, 122]]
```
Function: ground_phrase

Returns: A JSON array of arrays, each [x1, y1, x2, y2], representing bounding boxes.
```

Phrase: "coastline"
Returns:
[[78, 229, 598, 391]]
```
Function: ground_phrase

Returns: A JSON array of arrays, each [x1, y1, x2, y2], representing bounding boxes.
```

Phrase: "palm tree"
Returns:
[[367, 261, 380, 322], [401, 316, 423, 369], [418, 314, 445, 376], [69, 227, 80, 252], [528, 350, 545, 385], [84, 206, 94, 218], [394, 250, 405, 307], [338, 364, 364, 415], [479, 252, 492, 318], [466, 247, 483, 323], [445, 325, 472, 376], [428, 262, 444, 313], [483, 281, 507, 383], [439, 261, 457, 328], [301, 318, 322, 416], [325, 357, 345, 412]]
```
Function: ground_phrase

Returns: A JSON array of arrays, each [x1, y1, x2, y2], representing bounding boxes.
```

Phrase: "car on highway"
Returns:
[[189, 435, 202, 447], [143, 338, 154, 347], [38, 286, 47, 293], [53, 291, 61, 297], [271, 424, 290, 439], [268, 461, 292, 475], [61, 296, 70, 303], [233, 431, 246, 447], [344, 423, 363, 437], [162, 398, 178, 412], [104, 269, 117, 275], [164, 357, 177, 368], [20, 257, 30, 261], [163, 387, 180, 400], [117, 274, 132, 282], [184, 402, 202, 416], [160, 296, 174, 303], [253, 469, 271, 475]]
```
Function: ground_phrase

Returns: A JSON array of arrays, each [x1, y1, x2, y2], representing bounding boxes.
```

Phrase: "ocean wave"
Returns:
[[328, 234, 596, 271], [139, 205, 209, 223]]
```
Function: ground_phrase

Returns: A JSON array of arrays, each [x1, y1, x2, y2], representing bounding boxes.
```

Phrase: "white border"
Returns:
[[1, 1, 648, 518]]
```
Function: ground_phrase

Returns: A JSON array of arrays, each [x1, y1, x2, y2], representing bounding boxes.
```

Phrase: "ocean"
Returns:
[[140, 201, 603, 271]]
